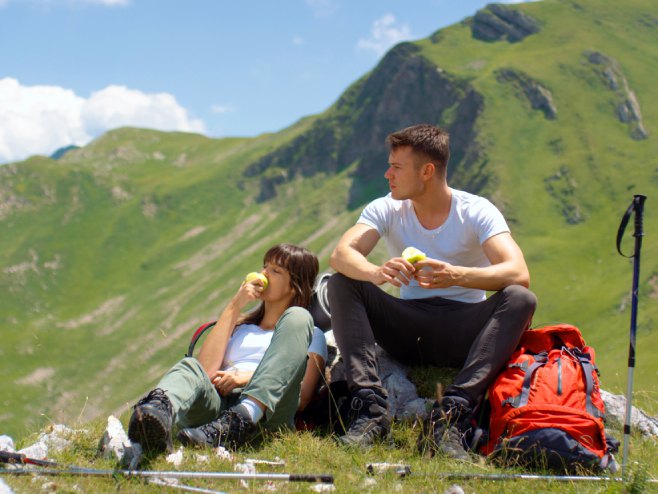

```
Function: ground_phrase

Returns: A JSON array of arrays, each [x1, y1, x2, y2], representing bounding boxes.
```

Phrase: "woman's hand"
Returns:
[[229, 279, 265, 312], [211, 370, 253, 396]]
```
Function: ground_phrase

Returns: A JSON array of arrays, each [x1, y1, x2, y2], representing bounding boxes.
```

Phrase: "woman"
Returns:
[[127, 243, 325, 453]]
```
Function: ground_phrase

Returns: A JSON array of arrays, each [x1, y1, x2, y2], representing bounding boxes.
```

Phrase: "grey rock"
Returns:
[[472, 4, 540, 43], [18, 424, 77, 460], [601, 390, 658, 437], [0, 436, 15, 453], [376, 347, 430, 420], [325, 330, 429, 420], [97, 415, 143, 469], [0, 479, 15, 494], [496, 68, 557, 119], [585, 50, 648, 140], [98, 415, 130, 460]]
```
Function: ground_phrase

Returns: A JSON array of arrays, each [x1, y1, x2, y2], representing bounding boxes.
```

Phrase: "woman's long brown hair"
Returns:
[[238, 244, 319, 327]]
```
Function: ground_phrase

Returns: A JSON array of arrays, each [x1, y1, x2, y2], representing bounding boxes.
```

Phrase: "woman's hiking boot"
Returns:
[[177, 404, 257, 450], [127, 388, 173, 454], [338, 388, 390, 447], [417, 395, 471, 460]]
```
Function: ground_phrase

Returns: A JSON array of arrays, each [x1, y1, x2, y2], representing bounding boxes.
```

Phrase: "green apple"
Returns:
[[401, 246, 426, 264], [245, 272, 268, 289]]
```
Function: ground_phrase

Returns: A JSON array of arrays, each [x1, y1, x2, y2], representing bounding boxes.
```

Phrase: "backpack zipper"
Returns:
[[557, 357, 563, 395]]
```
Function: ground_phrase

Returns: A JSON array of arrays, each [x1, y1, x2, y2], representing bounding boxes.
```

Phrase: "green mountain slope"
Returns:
[[1, 0, 657, 439]]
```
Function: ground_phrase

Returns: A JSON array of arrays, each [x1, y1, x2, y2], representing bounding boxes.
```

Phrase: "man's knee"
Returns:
[[502, 285, 537, 316], [327, 272, 352, 294], [327, 272, 360, 306]]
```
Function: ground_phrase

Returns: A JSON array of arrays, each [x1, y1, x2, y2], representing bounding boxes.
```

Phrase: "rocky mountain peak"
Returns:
[[471, 3, 540, 43]]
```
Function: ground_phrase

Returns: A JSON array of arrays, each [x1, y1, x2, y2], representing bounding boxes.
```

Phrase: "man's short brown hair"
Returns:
[[386, 124, 450, 169]]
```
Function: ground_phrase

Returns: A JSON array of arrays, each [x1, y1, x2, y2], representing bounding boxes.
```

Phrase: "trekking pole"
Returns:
[[0, 465, 333, 484], [615, 194, 647, 479], [0, 451, 59, 468], [367, 465, 657, 484], [149, 478, 229, 494], [430, 472, 656, 483]]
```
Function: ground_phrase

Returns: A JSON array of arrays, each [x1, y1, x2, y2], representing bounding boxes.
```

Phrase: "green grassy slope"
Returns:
[[417, 0, 658, 406], [1, 0, 657, 440], [0, 123, 358, 438]]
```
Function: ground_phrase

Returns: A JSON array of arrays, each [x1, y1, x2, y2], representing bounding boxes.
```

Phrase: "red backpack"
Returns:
[[481, 324, 617, 472]]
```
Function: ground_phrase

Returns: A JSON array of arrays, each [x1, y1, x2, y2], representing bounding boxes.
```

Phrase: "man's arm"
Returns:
[[414, 232, 530, 291], [330, 223, 414, 287]]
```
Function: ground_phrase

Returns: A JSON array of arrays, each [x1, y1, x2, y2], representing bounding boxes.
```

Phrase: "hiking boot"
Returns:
[[127, 388, 173, 454], [338, 388, 390, 447], [417, 395, 471, 461], [177, 404, 257, 450]]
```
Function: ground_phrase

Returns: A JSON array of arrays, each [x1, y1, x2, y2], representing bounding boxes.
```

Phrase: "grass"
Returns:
[[2, 409, 657, 493]]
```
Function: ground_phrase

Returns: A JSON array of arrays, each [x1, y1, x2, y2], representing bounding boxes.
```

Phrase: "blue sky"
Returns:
[[0, 0, 535, 163]]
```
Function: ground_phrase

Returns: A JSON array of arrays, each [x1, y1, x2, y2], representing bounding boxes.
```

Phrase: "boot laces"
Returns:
[[135, 388, 171, 413]]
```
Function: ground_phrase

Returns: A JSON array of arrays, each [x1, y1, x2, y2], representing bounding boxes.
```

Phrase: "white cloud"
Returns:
[[357, 14, 412, 57], [0, 78, 205, 163]]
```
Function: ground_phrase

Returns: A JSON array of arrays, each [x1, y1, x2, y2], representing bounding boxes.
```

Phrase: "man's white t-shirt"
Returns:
[[357, 188, 509, 303], [221, 324, 328, 372]]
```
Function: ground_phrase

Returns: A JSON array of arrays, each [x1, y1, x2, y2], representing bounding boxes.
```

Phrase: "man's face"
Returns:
[[384, 146, 424, 200]]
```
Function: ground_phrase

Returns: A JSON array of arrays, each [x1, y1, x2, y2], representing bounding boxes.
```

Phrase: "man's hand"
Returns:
[[413, 258, 462, 289], [211, 370, 253, 396], [374, 257, 416, 287]]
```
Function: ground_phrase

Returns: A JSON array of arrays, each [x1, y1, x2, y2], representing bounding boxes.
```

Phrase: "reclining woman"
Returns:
[[127, 243, 325, 453]]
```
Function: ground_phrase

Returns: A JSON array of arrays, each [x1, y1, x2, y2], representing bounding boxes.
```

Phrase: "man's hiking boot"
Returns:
[[338, 388, 390, 447], [127, 388, 173, 454], [417, 395, 472, 461], [177, 404, 257, 450]]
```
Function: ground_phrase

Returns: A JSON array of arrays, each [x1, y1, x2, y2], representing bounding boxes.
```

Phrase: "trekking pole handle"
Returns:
[[289, 474, 334, 483], [0, 451, 26, 464], [633, 194, 646, 239], [616, 194, 647, 257], [0, 450, 59, 467]]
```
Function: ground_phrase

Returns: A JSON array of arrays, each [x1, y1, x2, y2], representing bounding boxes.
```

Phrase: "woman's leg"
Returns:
[[156, 357, 226, 429], [128, 357, 226, 454], [241, 306, 314, 429]]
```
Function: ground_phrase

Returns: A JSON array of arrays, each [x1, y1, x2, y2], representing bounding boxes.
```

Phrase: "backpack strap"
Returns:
[[502, 353, 548, 408], [186, 321, 217, 358], [574, 349, 605, 419]]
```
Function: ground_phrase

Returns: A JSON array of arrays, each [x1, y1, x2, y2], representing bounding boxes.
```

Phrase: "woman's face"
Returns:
[[260, 261, 295, 305]]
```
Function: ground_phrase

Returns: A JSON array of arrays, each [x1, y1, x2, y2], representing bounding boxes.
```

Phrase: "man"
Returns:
[[328, 124, 536, 459]]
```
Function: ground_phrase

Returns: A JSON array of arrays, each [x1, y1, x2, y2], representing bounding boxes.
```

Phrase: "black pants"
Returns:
[[327, 273, 537, 406]]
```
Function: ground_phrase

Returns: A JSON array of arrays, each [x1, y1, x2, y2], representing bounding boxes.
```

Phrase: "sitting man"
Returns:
[[327, 124, 536, 459]]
